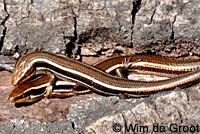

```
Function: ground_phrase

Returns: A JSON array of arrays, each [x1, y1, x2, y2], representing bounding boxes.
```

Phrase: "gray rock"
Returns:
[[0, 1, 8, 24], [132, 0, 200, 56], [1, 86, 200, 133], [0, 118, 77, 134], [0, 55, 15, 71], [67, 86, 200, 133], [0, 0, 200, 134], [1, 0, 134, 57], [2, 0, 74, 54]]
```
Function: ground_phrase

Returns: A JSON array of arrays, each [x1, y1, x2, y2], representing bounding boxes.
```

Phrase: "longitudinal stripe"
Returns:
[[55, 80, 76, 86], [131, 62, 200, 71], [11, 51, 200, 99], [32, 58, 200, 93], [32, 58, 140, 92], [36, 67, 117, 96]]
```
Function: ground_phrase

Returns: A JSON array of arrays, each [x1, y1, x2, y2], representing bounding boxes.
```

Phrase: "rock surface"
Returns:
[[0, 0, 200, 134], [67, 87, 200, 133]]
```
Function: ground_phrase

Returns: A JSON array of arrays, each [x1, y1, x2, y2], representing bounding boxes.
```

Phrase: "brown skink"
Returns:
[[11, 52, 200, 98]]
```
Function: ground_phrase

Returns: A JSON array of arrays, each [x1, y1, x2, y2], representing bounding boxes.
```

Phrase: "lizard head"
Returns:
[[12, 54, 36, 86]]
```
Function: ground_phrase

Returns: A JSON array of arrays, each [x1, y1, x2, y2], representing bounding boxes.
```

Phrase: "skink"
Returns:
[[11, 52, 200, 98], [94, 55, 200, 78], [9, 75, 91, 103], [12, 53, 200, 86], [9, 54, 136, 103], [9, 55, 132, 103]]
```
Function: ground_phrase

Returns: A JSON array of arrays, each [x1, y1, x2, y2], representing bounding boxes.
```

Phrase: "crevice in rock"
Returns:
[[177, 110, 183, 123], [131, 0, 142, 46], [71, 121, 75, 129], [122, 113, 128, 131], [0, 0, 9, 53], [170, 15, 176, 40], [0, 23, 7, 52], [64, 8, 79, 58], [131, 0, 142, 28], [152, 102, 161, 120], [146, 8, 156, 25], [2, 0, 8, 14], [185, 90, 190, 104]]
